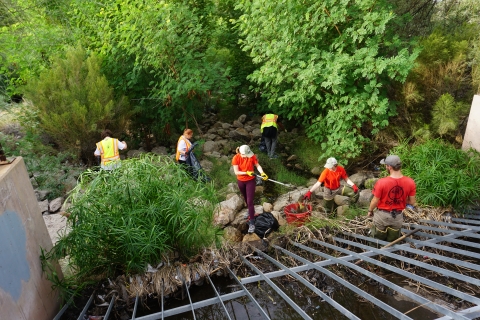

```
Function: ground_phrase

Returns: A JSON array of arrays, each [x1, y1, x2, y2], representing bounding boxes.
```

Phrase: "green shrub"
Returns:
[[42, 154, 221, 294], [431, 93, 469, 139], [391, 140, 480, 210], [24, 45, 131, 163]]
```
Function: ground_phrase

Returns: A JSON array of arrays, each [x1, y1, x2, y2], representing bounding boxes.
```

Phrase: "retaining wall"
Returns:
[[0, 157, 61, 320]]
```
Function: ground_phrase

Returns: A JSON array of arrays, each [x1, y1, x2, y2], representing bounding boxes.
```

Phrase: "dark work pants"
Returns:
[[263, 132, 277, 157], [237, 178, 256, 223]]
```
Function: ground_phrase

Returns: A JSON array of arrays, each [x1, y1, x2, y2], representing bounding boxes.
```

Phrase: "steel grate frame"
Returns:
[[54, 214, 480, 320]]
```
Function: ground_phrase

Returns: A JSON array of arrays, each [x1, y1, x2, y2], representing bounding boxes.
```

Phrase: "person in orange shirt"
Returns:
[[232, 145, 268, 233], [303, 157, 358, 214]]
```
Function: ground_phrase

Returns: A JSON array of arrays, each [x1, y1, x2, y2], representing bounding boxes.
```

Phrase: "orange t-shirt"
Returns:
[[318, 165, 348, 190], [232, 154, 258, 182]]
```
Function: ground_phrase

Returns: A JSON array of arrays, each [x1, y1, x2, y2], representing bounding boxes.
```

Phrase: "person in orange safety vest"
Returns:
[[94, 129, 127, 170]]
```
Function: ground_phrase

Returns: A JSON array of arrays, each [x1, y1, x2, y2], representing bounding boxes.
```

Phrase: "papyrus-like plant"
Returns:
[[41, 154, 221, 296]]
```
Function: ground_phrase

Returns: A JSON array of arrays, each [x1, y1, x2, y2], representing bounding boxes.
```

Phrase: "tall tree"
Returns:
[[236, 0, 419, 159], [25, 46, 130, 163], [0, 0, 72, 95], [67, 0, 237, 145]]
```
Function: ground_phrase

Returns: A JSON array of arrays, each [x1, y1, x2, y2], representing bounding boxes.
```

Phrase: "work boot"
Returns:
[[386, 227, 401, 241]]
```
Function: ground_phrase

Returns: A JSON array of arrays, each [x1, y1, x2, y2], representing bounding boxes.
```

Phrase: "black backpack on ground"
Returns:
[[254, 212, 279, 238]]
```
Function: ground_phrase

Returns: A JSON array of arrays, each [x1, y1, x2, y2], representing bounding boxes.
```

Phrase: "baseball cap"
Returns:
[[380, 155, 401, 166], [324, 157, 338, 169], [239, 145, 254, 158]]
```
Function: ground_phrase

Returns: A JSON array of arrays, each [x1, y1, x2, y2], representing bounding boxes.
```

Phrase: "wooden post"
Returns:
[[355, 228, 421, 265]]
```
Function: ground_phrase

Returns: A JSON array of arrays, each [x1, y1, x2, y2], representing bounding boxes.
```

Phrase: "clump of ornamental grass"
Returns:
[[41, 154, 221, 298], [390, 139, 480, 210]]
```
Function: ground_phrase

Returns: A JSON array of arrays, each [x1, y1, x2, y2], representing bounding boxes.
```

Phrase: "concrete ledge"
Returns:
[[0, 157, 61, 320], [463, 95, 480, 152]]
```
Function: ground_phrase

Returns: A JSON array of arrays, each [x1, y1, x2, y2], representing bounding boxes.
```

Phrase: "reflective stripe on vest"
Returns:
[[176, 136, 191, 161], [260, 114, 278, 132], [97, 138, 120, 166]]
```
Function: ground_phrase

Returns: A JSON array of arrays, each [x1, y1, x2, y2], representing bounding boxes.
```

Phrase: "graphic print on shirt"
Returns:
[[385, 185, 404, 206]]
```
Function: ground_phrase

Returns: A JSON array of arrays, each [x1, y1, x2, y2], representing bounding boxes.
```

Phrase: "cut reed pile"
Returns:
[[114, 205, 461, 299]]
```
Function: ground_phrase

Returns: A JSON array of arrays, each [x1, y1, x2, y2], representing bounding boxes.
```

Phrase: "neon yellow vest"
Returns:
[[261, 114, 278, 132], [97, 138, 120, 166]]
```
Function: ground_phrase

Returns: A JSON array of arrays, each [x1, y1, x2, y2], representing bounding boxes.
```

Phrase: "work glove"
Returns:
[[246, 171, 255, 177], [406, 204, 415, 210], [303, 191, 312, 200], [261, 172, 268, 181], [352, 184, 359, 193]]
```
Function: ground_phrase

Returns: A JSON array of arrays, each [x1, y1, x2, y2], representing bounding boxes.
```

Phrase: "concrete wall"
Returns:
[[0, 157, 61, 320], [463, 95, 480, 152]]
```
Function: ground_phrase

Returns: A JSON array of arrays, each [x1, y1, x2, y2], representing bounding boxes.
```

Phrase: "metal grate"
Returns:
[[54, 211, 480, 320]]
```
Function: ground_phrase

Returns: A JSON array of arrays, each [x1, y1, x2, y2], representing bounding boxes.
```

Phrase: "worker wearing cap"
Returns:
[[367, 155, 416, 241], [94, 129, 127, 170], [232, 145, 268, 234], [304, 157, 358, 214]]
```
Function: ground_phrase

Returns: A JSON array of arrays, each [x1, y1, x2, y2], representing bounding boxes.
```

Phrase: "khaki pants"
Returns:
[[323, 187, 341, 200], [373, 209, 403, 231]]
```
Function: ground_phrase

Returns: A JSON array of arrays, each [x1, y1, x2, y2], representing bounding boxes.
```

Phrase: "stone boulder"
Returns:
[[336, 205, 350, 216], [213, 195, 244, 226], [334, 195, 351, 206], [49, 197, 64, 213], [271, 210, 287, 226], [349, 172, 375, 188], [272, 189, 308, 211], [151, 146, 168, 155], [357, 189, 373, 208], [262, 202, 273, 212], [226, 183, 238, 193], [242, 234, 269, 251], [199, 159, 213, 172], [223, 226, 243, 243], [36, 190, 50, 201], [237, 114, 247, 123], [127, 149, 146, 158], [203, 141, 218, 153], [228, 128, 251, 141], [38, 199, 49, 214]]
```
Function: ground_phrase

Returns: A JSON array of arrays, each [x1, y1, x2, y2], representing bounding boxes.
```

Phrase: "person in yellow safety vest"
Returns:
[[94, 129, 128, 170], [261, 113, 279, 159]]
